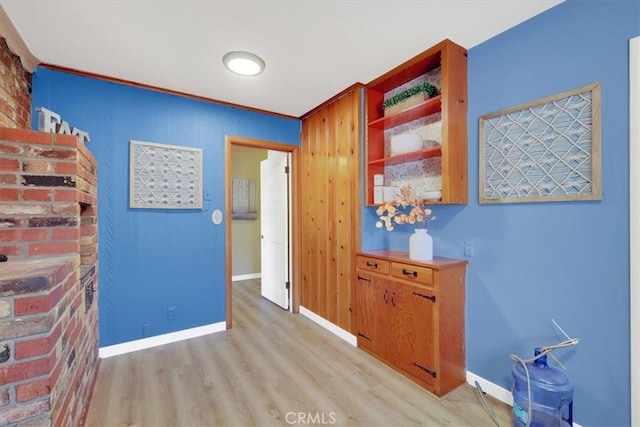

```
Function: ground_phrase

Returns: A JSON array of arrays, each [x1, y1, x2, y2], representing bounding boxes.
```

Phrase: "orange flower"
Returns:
[[375, 185, 436, 231]]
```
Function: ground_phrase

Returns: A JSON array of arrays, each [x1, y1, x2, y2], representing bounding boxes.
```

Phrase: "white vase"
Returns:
[[409, 229, 433, 261]]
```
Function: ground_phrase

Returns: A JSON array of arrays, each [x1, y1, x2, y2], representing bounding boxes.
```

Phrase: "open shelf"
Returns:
[[368, 146, 442, 167], [365, 39, 468, 206], [368, 95, 442, 130]]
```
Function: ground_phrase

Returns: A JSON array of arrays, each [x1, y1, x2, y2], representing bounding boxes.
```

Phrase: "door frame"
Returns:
[[224, 135, 300, 329]]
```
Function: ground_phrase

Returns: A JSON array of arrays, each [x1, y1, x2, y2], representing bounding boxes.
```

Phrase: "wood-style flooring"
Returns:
[[85, 279, 511, 426]]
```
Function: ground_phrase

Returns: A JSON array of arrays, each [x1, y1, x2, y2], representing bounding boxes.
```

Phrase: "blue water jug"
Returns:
[[512, 348, 573, 427]]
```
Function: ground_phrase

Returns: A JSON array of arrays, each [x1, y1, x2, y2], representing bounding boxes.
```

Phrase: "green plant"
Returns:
[[382, 82, 439, 109]]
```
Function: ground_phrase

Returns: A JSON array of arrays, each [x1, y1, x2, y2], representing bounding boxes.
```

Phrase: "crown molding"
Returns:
[[0, 5, 39, 73]]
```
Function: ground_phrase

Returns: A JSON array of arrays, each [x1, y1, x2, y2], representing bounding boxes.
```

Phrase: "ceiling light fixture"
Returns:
[[222, 51, 265, 76]]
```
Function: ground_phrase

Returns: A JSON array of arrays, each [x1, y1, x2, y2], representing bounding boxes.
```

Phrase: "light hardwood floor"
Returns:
[[85, 279, 511, 426]]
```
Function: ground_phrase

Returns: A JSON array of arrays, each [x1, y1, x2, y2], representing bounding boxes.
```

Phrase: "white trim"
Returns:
[[466, 371, 513, 406], [232, 273, 262, 281], [630, 35, 640, 427], [466, 371, 583, 427], [299, 306, 357, 347], [98, 322, 226, 358]]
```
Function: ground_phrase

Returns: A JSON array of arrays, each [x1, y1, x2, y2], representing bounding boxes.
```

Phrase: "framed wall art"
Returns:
[[129, 140, 203, 209], [231, 178, 257, 220], [479, 82, 601, 204]]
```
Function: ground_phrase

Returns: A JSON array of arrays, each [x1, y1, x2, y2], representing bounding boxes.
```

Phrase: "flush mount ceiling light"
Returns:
[[222, 51, 265, 76]]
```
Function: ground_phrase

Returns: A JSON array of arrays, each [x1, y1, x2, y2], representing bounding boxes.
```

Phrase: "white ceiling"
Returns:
[[0, 0, 563, 118]]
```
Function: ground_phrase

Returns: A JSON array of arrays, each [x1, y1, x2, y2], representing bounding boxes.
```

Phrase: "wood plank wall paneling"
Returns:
[[300, 89, 362, 334]]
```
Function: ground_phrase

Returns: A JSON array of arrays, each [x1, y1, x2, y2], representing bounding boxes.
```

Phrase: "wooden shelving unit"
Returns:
[[365, 39, 468, 206]]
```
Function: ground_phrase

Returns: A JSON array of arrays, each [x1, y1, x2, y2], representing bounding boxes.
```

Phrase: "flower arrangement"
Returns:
[[376, 185, 436, 231]]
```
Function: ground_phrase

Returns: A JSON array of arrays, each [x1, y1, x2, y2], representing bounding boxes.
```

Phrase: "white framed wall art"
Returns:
[[129, 140, 203, 209]]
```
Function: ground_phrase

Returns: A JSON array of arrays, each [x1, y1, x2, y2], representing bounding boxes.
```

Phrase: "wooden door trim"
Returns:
[[225, 135, 301, 329]]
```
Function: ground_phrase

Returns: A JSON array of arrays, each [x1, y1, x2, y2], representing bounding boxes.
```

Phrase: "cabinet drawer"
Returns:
[[391, 262, 433, 286], [357, 256, 389, 274]]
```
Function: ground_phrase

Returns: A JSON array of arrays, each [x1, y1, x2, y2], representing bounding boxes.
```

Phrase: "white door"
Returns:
[[260, 150, 289, 309]]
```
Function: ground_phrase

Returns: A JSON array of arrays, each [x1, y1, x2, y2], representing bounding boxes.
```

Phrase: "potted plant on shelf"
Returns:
[[375, 185, 436, 261], [383, 82, 439, 117]]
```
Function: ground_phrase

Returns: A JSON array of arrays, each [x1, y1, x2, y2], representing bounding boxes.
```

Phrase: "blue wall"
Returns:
[[30, 0, 637, 424], [363, 0, 638, 425], [31, 70, 300, 346]]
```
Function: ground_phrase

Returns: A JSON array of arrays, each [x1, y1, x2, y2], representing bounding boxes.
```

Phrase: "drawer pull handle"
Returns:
[[357, 275, 371, 282], [402, 269, 418, 278], [412, 291, 436, 303], [366, 261, 378, 268], [383, 289, 389, 304], [391, 291, 396, 306]]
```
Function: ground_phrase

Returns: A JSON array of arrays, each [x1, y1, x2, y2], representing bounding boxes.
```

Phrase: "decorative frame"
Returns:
[[129, 140, 203, 209], [479, 82, 601, 204], [231, 178, 257, 220]]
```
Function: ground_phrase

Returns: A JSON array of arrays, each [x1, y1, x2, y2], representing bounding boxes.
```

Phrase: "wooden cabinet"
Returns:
[[365, 39, 468, 206], [356, 250, 467, 397]]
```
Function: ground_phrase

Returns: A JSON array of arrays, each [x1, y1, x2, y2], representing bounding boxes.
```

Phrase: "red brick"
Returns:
[[0, 157, 19, 171], [0, 187, 19, 200], [80, 224, 96, 236], [53, 134, 80, 148], [0, 244, 21, 256], [15, 323, 62, 359], [0, 357, 50, 383], [55, 161, 77, 175], [0, 128, 52, 145], [0, 142, 22, 154], [16, 378, 51, 402], [0, 228, 48, 242], [52, 227, 79, 241], [14, 294, 49, 315], [22, 189, 52, 201], [53, 189, 77, 202], [28, 241, 79, 257], [57, 265, 79, 291], [27, 146, 77, 161], [0, 173, 16, 184], [68, 318, 80, 347], [0, 103, 13, 118], [15, 285, 63, 316]]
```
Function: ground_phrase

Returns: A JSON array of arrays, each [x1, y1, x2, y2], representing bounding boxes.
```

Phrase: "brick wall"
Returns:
[[0, 128, 98, 426], [0, 128, 97, 260], [0, 38, 32, 130]]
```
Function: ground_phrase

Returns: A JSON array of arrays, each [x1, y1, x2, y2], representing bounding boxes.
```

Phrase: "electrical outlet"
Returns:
[[143, 323, 151, 337], [167, 307, 176, 321], [464, 240, 475, 257]]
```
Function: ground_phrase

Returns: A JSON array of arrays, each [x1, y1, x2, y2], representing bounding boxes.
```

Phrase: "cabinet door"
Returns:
[[355, 272, 377, 350], [389, 282, 437, 386]]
